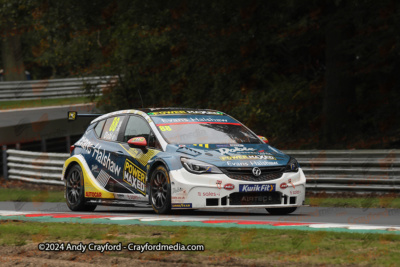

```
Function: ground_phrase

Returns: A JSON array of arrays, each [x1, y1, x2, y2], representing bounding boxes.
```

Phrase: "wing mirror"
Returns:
[[128, 137, 148, 152], [257, 135, 269, 144]]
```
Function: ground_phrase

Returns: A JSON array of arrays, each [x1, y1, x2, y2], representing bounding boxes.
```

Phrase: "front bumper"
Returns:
[[169, 167, 306, 209]]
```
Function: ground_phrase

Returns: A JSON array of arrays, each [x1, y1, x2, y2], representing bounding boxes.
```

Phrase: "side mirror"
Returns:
[[128, 137, 147, 149], [257, 135, 269, 144]]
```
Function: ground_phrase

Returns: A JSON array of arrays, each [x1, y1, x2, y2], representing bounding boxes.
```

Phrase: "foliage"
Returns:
[[1, 0, 400, 148]]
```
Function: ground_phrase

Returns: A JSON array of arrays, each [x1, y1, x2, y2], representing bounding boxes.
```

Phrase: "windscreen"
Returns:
[[151, 115, 262, 144]]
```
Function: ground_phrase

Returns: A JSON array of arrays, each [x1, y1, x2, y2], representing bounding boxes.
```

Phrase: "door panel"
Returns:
[[118, 116, 161, 197]]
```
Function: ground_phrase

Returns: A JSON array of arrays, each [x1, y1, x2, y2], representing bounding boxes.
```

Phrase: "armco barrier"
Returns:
[[0, 76, 116, 101], [6, 149, 68, 185], [4, 149, 400, 192], [286, 149, 400, 193]]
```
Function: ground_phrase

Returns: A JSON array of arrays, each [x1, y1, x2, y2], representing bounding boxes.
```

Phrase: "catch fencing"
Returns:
[[0, 76, 116, 101], [2, 149, 400, 193]]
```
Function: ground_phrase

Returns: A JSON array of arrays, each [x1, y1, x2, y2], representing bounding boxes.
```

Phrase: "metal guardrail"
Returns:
[[5, 149, 68, 185], [285, 150, 400, 193], [0, 76, 116, 101], [3, 149, 400, 192]]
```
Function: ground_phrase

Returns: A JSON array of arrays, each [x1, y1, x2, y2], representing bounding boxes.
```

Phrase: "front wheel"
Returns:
[[266, 207, 297, 215], [65, 164, 96, 212], [150, 166, 171, 214]]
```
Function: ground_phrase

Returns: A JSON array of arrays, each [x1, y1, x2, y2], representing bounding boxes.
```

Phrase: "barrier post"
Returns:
[[66, 135, 71, 153], [2, 145, 7, 180], [41, 138, 46, 152]]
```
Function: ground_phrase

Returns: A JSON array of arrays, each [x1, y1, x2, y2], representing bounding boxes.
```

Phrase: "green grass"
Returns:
[[0, 96, 99, 110], [0, 188, 64, 202], [0, 221, 399, 266], [305, 196, 400, 209]]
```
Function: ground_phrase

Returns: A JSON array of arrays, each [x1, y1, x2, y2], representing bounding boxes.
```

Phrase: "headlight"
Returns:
[[181, 158, 222, 174], [284, 157, 299, 172]]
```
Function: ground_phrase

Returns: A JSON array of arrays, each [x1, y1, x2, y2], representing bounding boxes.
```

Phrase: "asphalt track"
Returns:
[[1, 202, 399, 227]]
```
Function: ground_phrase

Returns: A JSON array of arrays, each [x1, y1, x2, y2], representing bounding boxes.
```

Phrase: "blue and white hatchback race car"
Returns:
[[62, 108, 306, 215]]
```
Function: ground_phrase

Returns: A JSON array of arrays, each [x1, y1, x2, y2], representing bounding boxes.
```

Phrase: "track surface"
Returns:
[[1, 202, 399, 227]]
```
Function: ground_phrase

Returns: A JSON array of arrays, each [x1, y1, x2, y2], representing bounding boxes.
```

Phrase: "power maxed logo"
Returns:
[[239, 184, 275, 192], [123, 159, 146, 196]]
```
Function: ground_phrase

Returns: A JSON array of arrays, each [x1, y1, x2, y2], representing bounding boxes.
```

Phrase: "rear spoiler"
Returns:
[[68, 111, 103, 121]]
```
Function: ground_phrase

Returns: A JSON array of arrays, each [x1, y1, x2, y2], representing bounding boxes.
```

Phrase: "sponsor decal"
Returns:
[[171, 196, 187, 202], [216, 146, 256, 155], [91, 165, 98, 172], [131, 137, 146, 142], [109, 117, 120, 132], [92, 144, 122, 176], [241, 195, 275, 203], [239, 184, 276, 192], [149, 111, 187, 115], [280, 182, 288, 189], [123, 159, 146, 195], [149, 110, 223, 116], [172, 187, 187, 194], [249, 161, 279, 166], [220, 155, 276, 161], [199, 192, 221, 197], [76, 136, 93, 154], [216, 180, 222, 189], [103, 116, 124, 141], [193, 144, 209, 148], [226, 161, 279, 167], [122, 145, 160, 167], [171, 203, 192, 208], [224, 183, 235, 190], [216, 144, 230, 148], [290, 190, 301, 195], [85, 192, 102, 198], [159, 125, 172, 132], [186, 110, 223, 115], [158, 117, 229, 124], [114, 193, 141, 200]]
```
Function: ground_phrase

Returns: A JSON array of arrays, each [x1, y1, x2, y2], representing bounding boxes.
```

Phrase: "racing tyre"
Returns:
[[266, 207, 297, 215], [66, 164, 96, 212], [150, 166, 171, 214]]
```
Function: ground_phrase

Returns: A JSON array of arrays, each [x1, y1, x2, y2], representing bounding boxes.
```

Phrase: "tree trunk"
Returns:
[[1, 33, 26, 81]]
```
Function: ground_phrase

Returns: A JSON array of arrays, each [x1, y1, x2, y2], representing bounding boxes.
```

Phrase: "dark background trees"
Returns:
[[1, 0, 399, 149]]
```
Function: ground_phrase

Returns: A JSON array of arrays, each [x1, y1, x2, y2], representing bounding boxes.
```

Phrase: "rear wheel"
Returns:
[[65, 164, 96, 212], [150, 166, 171, 214], [266, 207, 297, 215]]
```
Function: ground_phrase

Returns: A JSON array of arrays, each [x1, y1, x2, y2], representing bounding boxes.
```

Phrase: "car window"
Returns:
[[124, 116, 151, 142], [124, 116, 161, 149], [94, 120, 105, 137], [101, 116, 125, 141], [151, 115, 262, 144], [148, 131, 162, 149]]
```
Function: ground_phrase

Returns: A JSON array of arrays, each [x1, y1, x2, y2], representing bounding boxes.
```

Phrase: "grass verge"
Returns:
[[305, 196, 400, 209], [0, 221, 399, 266], [0, 188, 64, 202], [0, 96, 99, 110]]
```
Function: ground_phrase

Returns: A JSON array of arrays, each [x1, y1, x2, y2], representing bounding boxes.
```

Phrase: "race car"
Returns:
[[62, 108, 306, 215]]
